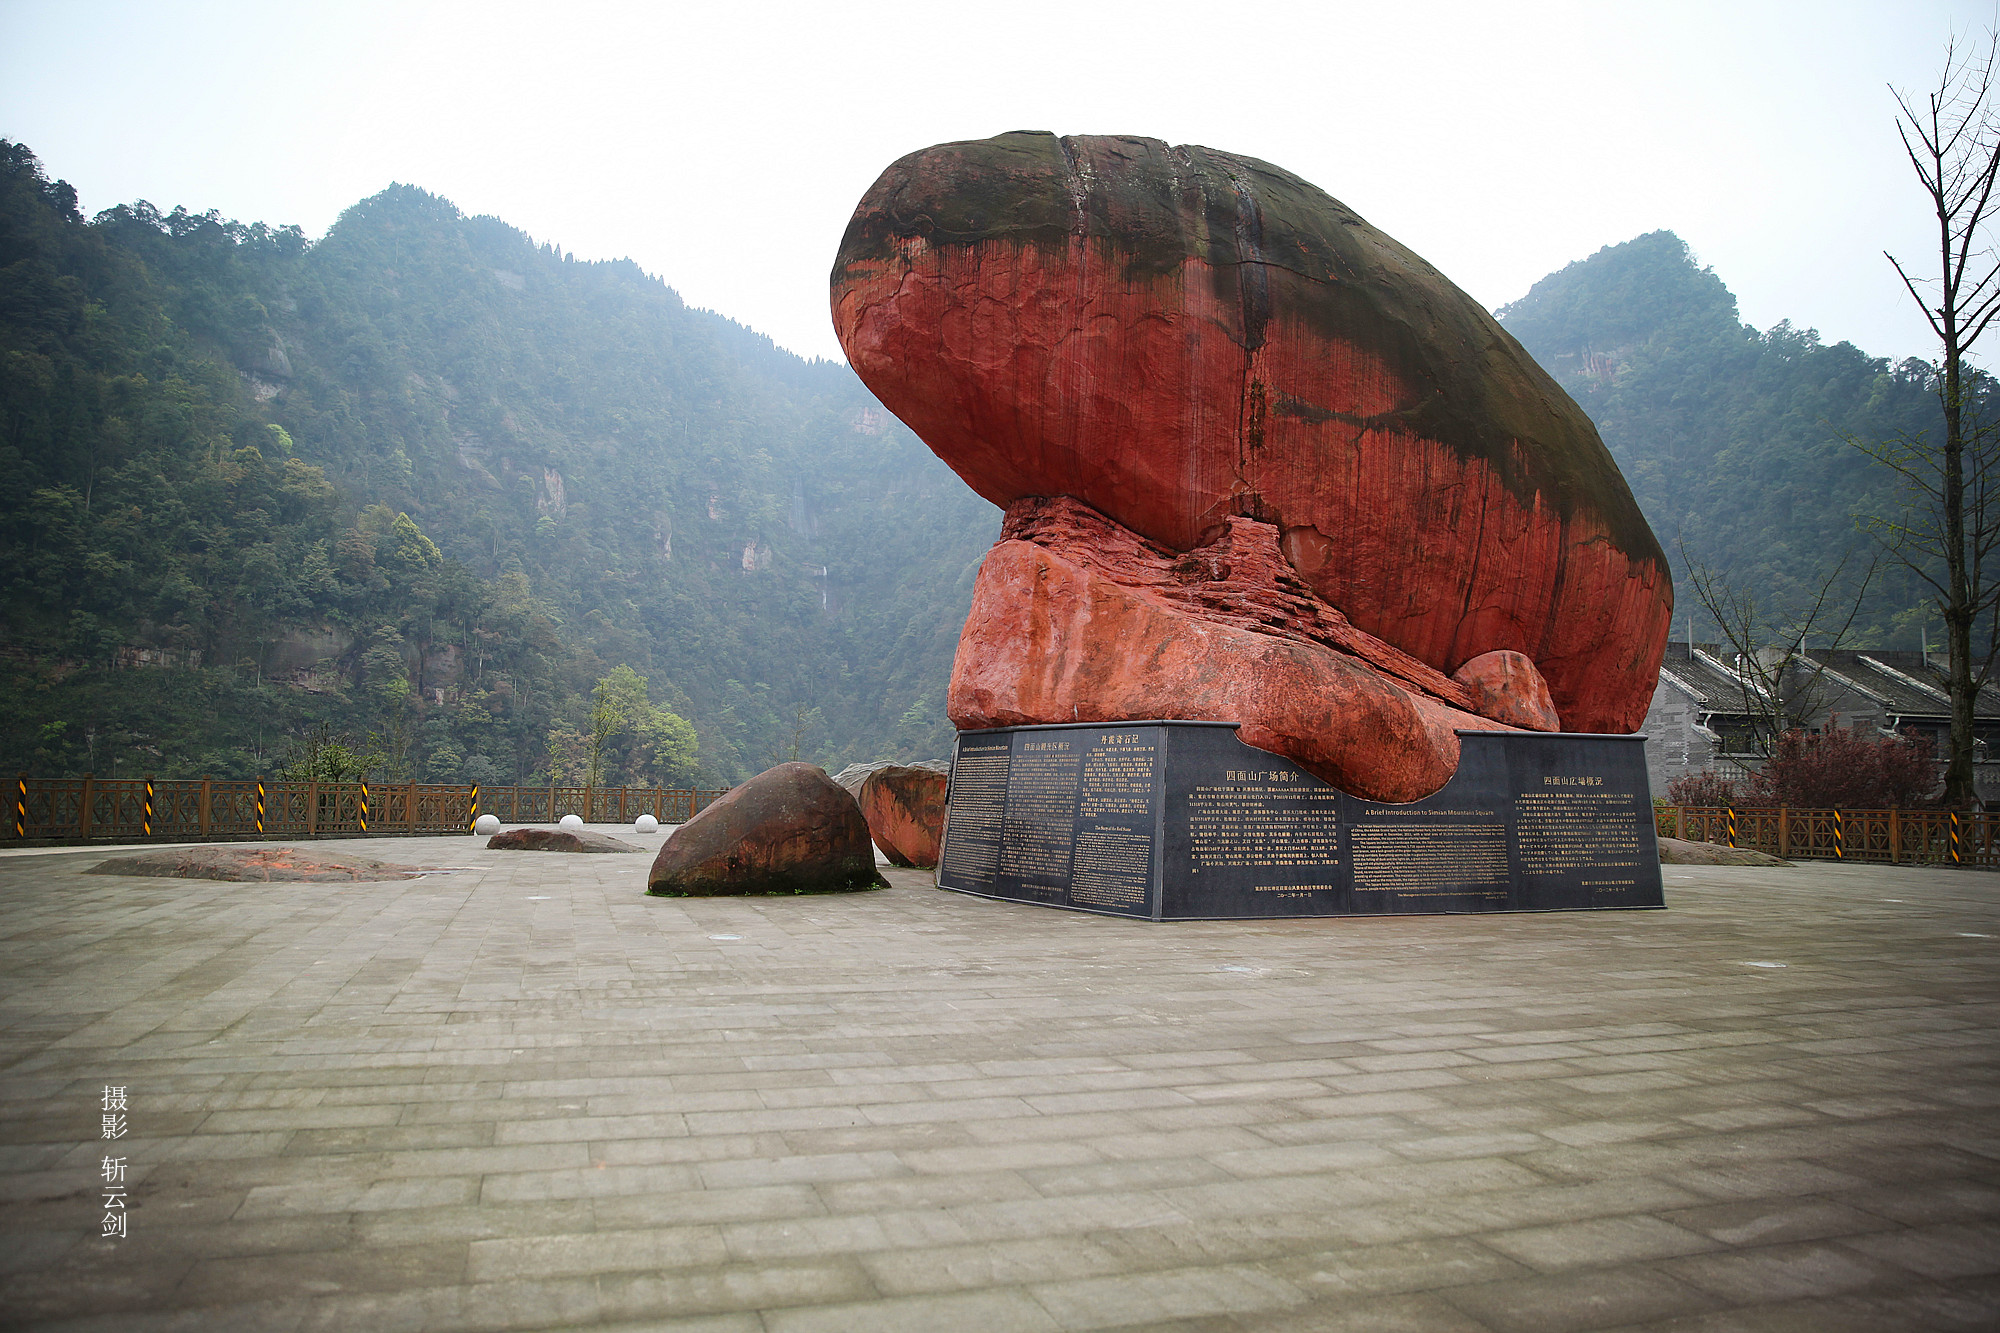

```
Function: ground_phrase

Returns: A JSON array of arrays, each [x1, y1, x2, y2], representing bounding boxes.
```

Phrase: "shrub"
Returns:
[[1666, 768, 1743, 807], [1746, 728, 1938, 809]]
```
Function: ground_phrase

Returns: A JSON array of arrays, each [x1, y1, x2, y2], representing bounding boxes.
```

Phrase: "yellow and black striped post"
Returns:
[[142, 776, 154, 837], [1952, 811, 1963, 866], [14, 775, 25, 839], [255, 777, 266, 835], [1833, 810, 1845, 859], [358, 782, 369, 834], [1725, 807, 1737, 849], [468, 784, 479, 833]]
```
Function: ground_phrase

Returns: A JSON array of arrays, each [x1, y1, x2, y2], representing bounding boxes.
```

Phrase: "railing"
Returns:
[[1655, 804, 1996, 867], [5, 775, 728, 843]]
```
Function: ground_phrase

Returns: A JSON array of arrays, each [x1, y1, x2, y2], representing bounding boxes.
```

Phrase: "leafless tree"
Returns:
[[1680, 542, 1874, 768], [763, 704, 821, 770], [1860, 29, 2000, 805]]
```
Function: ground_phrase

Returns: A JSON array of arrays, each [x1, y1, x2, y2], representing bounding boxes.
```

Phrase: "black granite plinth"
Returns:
[[937, 722, 1663, 919]]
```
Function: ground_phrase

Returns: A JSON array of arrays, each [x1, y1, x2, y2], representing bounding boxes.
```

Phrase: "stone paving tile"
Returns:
[[1838, 1177, 2000, 1225], [817, 1167, 1038, 1212], [353, 1199, 598, 1246], [1026, 1263, 1308, 1327], [1224, 1290, 1497, 1331], [1594, 1277, 2000, 1332], [860, 1234, 1130, 1295], [1439, 1266, 1726, 1333], [1480, 1214, 1721, 1270], [1837, 1219, 2000, 1278], [1023, 1155, 1234, 1196], [1657, 1196, 1900, 1247], [1, 842, 1998, 1328], [466, 1225, 727, 1280], [765, 1286, 1063, 1333], [1655, 1236, 1916, 1303], [1263, 1235, 1531, 1296]]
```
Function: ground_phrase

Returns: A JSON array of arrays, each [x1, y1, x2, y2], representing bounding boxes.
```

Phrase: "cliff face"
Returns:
[[832, 132, 1672, 738]]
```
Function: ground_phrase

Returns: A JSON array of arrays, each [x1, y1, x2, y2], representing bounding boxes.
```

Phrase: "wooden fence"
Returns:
[[5, 774, 729, 843], [19, 780, 1986, 864], [1655, 804, 1997, 867]]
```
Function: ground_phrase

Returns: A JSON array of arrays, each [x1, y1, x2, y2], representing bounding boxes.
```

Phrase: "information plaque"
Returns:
[[937, 722, 1662, 919]]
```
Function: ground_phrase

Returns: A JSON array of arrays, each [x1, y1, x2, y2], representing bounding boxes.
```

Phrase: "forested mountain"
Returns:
[[0, 141, 996, 783], [1497, 230, 1954, 643], [0, 140, 1959, 783]]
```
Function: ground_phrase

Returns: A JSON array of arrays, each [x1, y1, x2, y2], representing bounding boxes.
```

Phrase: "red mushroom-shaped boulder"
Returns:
[[832, 132, 1671, 798]]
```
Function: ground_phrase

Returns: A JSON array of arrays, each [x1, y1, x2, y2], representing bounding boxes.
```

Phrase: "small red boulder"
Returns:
[[1450, 650, 1562, 732], [858, 766, 948, 868]]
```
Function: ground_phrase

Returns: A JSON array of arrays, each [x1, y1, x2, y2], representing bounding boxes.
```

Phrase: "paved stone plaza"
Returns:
[[1, 830, 1996, 1331]]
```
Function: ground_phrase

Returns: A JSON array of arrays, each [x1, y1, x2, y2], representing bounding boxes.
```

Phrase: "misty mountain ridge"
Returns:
[[0, 143, 1951, 780], [1497, 229, 1945, 642], [1498, 229, 1744, 366], [1, 145, 996, 782]]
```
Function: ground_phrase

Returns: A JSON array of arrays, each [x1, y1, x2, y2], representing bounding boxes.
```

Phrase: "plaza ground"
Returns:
[[0, 829, 1996, 1331]]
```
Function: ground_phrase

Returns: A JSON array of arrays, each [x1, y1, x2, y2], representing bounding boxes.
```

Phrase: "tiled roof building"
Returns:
[[1641, 642, 2000, 805]]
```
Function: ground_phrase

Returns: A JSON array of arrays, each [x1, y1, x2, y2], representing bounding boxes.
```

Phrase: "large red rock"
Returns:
[[647, 763, 885, 896], [857, 766, 948, 868], [831, 132, 1672, 742], [950, 498, 1512, 803]]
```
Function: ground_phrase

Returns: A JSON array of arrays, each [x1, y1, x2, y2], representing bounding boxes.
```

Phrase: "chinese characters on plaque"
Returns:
[[938, 723, 1663, 919]]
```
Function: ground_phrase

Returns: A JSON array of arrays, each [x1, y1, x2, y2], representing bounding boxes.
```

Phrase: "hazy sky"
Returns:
[[1, 0, 1990, 365]]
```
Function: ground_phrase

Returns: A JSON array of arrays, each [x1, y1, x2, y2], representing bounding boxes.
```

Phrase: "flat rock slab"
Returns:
[[1659, 835, 1793, 866], [88, 845, 427, 882], [831, 758, 948, 798], [487, 828, 640, 853]]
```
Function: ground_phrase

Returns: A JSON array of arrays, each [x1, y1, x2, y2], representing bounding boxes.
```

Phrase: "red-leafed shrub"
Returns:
[[1746, 728, 1939, 809], [1666, 768, 1744, 807]]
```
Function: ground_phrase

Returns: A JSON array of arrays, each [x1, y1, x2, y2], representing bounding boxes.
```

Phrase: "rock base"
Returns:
[[948, 498, 1524, 803]]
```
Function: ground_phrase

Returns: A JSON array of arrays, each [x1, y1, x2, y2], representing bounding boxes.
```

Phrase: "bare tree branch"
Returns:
[[1679, 539, 1877, 765], [1866, 24, 2000, 804]]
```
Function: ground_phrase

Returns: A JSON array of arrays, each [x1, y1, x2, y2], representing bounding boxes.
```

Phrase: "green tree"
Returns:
[[276, 721, 379, 782], [542, 720, 585, 786], [584, 676, 629, 789], [589, 665, 702, 787]]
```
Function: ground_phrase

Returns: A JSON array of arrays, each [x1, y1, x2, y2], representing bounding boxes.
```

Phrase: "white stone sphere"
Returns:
[[473, 814, 501, 836], [559, 813, 584, 830], [635, 814, 660, 833]]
